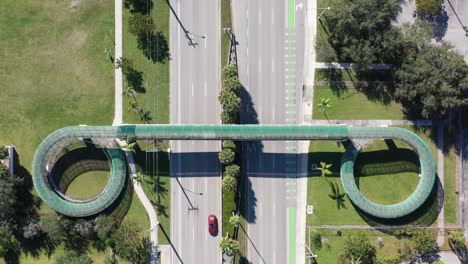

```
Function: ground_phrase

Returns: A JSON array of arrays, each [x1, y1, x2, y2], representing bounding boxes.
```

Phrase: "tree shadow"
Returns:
[[354, 70, 395, 105], [124, 0, 153, 15], [238, 86, 262, 224], [137, 31, 170, 63], [449, 241, 468, 262], [417, 6, 449, 42]]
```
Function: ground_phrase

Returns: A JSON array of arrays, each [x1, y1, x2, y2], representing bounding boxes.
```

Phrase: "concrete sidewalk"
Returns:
[[303, 119, 433, 126], [112, 0, 123, 126]]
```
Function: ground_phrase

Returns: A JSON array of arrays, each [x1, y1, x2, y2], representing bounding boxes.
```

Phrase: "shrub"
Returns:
[[222, 176, 237, 192], [448, 230, 465, 249], [0, 147, 8, 159], [225, 165, 240, 178], [219, 148, 235, 165]]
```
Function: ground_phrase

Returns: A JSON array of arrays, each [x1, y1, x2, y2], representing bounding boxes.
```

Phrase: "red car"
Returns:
[[208, 214, 218, 235]]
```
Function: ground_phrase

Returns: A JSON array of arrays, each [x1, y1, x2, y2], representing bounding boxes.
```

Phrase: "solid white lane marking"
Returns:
[[191, 83, 194, 97], [259, 59, 262, 73], [272, 108, 275, 121], [204, 34, 207, 49], [272, 58, 275, 72], [273, 202, 276, 217], [259, 10, 262, 25], [271, 7, 274, 24], [204, 81, 207, 96], [193, 227, 195, 241]]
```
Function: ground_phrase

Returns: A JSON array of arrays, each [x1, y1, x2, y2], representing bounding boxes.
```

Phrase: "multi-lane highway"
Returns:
[[233, 0, 306, 263], [169, 0, 222, 263]]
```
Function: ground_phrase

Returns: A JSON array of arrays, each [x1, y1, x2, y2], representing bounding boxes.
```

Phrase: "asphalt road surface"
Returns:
[[233, 0, 306, 263], [169, 0, 222, 263]]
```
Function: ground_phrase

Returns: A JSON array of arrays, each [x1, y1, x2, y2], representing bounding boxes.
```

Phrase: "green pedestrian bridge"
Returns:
[[32, 125, 435, 219]]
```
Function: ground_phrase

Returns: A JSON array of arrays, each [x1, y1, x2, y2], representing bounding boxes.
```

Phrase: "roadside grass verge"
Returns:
[[133, 147, 171, 244], [122, 0, 170, 125], [306, 229, 418, 263]]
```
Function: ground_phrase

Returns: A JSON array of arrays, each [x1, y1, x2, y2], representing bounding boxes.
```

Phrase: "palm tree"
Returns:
[[316, 97, 332, 123], [220, 234, 240, 256], [122, 85, 134, 97], [317, 161, 333, 181], [229, 214, 241, 227]]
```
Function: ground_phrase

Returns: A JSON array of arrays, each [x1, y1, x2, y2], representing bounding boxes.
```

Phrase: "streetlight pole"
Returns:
[[316, 7, 331, 20]]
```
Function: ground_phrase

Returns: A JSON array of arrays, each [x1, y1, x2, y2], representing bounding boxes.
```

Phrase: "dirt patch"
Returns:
[[69, 0, 81, 9], [66, 30, 88, 49]]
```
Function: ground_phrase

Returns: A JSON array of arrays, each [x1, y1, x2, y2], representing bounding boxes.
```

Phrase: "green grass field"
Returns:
[[122, 0, 169, 125], [66, 171, 110, 200], [444, 126, 458, 225], [307, 229, 414, 263], [313, 85, 405, 120], [307, 126, 439, 226], [0, 0, 115, 168]]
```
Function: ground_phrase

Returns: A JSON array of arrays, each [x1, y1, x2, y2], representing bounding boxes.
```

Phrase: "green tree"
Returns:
[[323, 0, 400, 65], [0, 221, 19, 257], [225, 164, 240, 178], [343, 232, 376, 264], [219, 148, 235, 165], [112, 223, 140, 261], [220, 234, 240, 256], [394, 43, 468, 118], [94, 215, 117, 243], [411, 229, 437, 255], [0, 147, 8, 159], [229, 214, 241, 226], [222, 176, 237, 192], [316, 98, 332, 121], [318, 162, 333, 179], [0, 176, 17, 220], [218, 88, 241, 113], [221, 109, 238, 124], [42, 214, 73, 244], [416, 0, 442, 15], [223, 64, 238, 80], [55, 250, 93, 264], [448, 230, 465, 249], [224, 76, 242, 92]]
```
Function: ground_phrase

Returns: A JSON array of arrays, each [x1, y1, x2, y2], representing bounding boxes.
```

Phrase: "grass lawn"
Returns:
[[223, 188, 237, 236], [307, 126, 440, 226], [0, 0, 115, 169], [307, 229, 414, 263], [444, 126, 458, 225], [0, 0, 157, 261], [66, 171, 110, 200], [122, 0, 169, 125], [221, 0, 232, 67], [313, 85, 405, 120]]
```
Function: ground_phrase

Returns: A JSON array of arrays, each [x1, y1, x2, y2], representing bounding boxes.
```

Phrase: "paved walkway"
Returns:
[[125, 150, 159, 264], [112, 0, 123, 126], [298, 0, 317, 262], [462, 130, 468, 239], [436, 124, 445, 246], [315, 62, 392, 70], [303, 119, 433, 126]]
